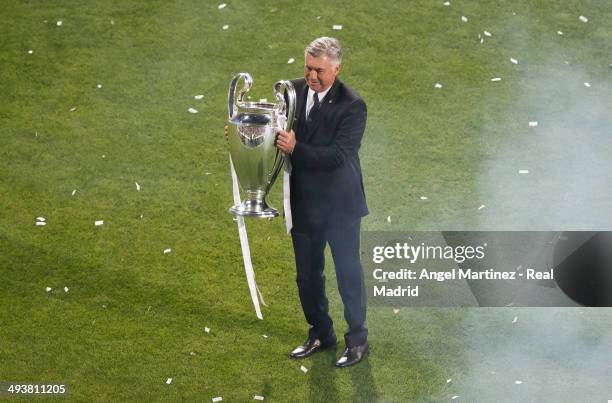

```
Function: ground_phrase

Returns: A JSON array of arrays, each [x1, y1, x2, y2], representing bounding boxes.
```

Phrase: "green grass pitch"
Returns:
[[1, 0, 611, 401]]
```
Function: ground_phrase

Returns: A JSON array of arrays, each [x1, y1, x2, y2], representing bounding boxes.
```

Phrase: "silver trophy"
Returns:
[[227, 72, 296, 217]]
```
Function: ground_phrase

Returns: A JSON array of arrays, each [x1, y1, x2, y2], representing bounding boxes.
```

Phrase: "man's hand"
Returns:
[[276, 129, 296, 154], [224, 125, 229, 142]]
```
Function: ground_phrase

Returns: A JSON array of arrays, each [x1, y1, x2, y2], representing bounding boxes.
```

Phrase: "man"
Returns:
[[276, 37, 369, 368]]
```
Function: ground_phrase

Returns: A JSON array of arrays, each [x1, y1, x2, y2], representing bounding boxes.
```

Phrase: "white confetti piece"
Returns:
[[166, 378, 172, 384], [97, 84, 102, 89], [484, 30, 492, 37], [188, 107, 198, 114], [36, 217, 46, 222], [110, 19, 114, 25], [510, 57, 518, 65], [518, 170, 529, 174], [204, 327, 210, 333], [490, 77, 502, 82], [447, 378, 452, 383], [212, 398, 223, 403], [512, 316, 518, 323], [56, 20, 63, 26], [71, 189, 77, 196], [254, 396, 265, 401], [578, 15, 588, 23], [434, 83, 443, 88], [262, 334, 268, 338], [393, 308, 400, 314], [451, 396, 459, 400], [190, 351, 196, 356], [45, 287, 52, 292], [28, 49, 33, 54], [300, 365, 308, 373], [528, 121, 539, 127], [461, 16, 468, 22], [386, 216, 391, 223], [420, 196, 428, 200], [515, 380, 523, 385], [222, 24, 229, 30], [287, 57, 295, 64], [63, 286, 69, 292], [480, 37, 484, 44], [557, 30, 563, 35], [36, 222, 47, 227], [332, 25, 342, 30], [259, 98, 267, 103], [102, 304, 107, 308], [218, 3, 226, 9], [135, 182, 141, 191], [95, 220, 104, 226], [443, 1, 450, 6], [478, 204, 486, 210], [163, 248, 172, 254], [70, 107, 77, 112], [194, 94, 204, 100], [584, 82, 591, 88]]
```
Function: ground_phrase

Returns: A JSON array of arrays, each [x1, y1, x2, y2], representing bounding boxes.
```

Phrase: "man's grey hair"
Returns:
[[305, 37, 342, 64]]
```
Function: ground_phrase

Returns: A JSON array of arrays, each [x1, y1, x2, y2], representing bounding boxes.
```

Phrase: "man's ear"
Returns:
[[334, 63, 341, 76]]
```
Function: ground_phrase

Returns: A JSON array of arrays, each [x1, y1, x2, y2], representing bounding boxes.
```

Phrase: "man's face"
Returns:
[[304, 53, 340, 93]]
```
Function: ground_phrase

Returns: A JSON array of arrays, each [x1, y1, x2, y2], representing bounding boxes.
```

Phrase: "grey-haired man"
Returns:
[[276, 37, 369, 368]]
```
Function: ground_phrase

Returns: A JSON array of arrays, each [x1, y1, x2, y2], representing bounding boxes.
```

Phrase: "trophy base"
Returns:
[[230, 201, 279, 218]]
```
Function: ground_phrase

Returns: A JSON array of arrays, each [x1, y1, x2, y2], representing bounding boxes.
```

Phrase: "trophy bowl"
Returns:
[[227, 73, 296, 218]]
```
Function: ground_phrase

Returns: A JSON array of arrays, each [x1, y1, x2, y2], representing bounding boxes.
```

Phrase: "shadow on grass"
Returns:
[[347, 357, 379, 403], [306, 346, 379, 403]]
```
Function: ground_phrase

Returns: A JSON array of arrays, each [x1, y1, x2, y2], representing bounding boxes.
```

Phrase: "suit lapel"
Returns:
[[294, 80, 307, 125], [292, 80, 308, 141]]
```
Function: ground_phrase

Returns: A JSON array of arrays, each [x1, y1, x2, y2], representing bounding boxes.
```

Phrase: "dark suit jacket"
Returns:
[[288, 77, 368, 230]]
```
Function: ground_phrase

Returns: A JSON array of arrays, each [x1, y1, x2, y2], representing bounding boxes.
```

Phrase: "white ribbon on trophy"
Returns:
[[277, 114, 293, 234], [229, 155, 263, 320], [283, 169, 292, 234]]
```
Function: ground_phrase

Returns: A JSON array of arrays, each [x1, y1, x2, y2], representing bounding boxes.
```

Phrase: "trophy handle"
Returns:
[[228, 72, 253, 120], [273, 80, 296, 132], [263, 80, 296, 197]]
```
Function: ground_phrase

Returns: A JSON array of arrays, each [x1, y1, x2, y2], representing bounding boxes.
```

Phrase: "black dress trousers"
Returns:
[[291, 218, 368, 347]]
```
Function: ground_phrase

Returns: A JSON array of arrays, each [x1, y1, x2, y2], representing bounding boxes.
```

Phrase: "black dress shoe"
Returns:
[[335, 342, 369, 367], [289, 334, 337, 359]]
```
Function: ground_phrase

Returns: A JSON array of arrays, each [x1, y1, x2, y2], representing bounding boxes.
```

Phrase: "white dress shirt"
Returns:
[[305, 86, 331, 118]]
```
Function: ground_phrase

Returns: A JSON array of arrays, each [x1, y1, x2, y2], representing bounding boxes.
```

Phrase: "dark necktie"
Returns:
[[308, 92, 321, 121]]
